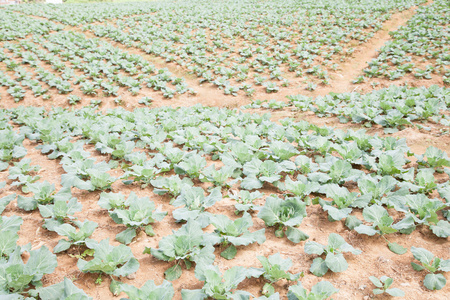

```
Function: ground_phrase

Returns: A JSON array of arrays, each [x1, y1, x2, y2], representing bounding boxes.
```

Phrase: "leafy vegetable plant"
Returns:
[[410, 246, 450, 290], [304, 233, 361, 276], [241, 158, 286, 190], [287, 281, 339, 300], [145, 220, 215, 281], [17, 183, 71, 211], [416, 146, 450, 171], [320, 184, 366, 222], [115, 280, 174, 299], [121, 161, 160, 188], [174, 151, 206, 178], [354, 204, 412, 254], [0, 215, 22, 259], [229, 190, 264, 214], [52, 220, 98, 253], [31, 277, 93, 300], [282, 175, 319, 200], [249, 253, 302, 296], [172, 186, 221, 228], [0, 128, 26, 171], [8, 158, 40, 191], [77, 238, 140, 291], [369, 276, 405, 297], [258, 195, 308, 243], [181, 264, 252, 299], [151, 175, 194, 199], [0, 245, 57, 296], [205, 212, 266, 259], [38, 197, 82, 231], [61, 167, 116, 191], [99, 192, 167, 244], [200, 164, 237, 187]]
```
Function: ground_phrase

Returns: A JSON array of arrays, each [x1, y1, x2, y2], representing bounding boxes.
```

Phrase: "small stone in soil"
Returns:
[[401, 283, 411, 286]]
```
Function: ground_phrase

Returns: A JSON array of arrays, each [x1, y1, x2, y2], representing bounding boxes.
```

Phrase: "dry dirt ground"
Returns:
[[0, 1, 449, 299]]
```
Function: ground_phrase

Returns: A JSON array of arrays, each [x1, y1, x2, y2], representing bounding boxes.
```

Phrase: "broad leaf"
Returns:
[[388, 242, 407, 255], [165, 264, 183, 281], [423, 273, 446, 290]]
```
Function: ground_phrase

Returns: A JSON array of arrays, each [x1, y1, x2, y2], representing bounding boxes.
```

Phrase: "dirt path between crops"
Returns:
[[64, 26, 243, 108], [332, 8, 419, 88], [309, 0, 433, 97]]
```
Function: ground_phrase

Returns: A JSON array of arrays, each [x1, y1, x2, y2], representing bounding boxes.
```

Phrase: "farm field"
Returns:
[[0, 0, 449, 299]]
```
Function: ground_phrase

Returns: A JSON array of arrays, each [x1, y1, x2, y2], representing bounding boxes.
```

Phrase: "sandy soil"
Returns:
[[0, 1, 449, 299]]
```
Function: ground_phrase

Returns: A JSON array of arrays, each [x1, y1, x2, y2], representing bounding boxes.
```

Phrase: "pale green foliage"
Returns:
[[305, 233, 361, 276], [145, 220, 215, 281], [410, 247, 450, 290], [369, 276, 405, 297], [205, 212, 266, 259], [258, 195, 308, 243], [288, 281, 339, 300], [248, 253, 302, 296]]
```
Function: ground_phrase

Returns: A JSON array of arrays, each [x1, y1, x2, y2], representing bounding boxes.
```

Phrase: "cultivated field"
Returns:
[[0, 0, 449, 299]]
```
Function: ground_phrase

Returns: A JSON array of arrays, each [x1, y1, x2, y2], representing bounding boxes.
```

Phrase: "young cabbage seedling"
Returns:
[[113, 279, 174, 299], [77, 238, 140, 293], [248, 253, 302, 296], [151, 175, 194, 201], [172, 186, 222, 228], [8, 158, 40, 191], [38, 197, 83, 231], [98, 192, 167, 244], [258, 195, 309, 243], [416, 146, 450, 172], [320, 184, 367, 222], [17, 183, 71, 211], [31, 277, 92, 300], [228, 190, 264, 214], [369, 276, 405, 297], [354, 204, 412, 254], [287, 281, 339, 300], [304, 233, 361, 276], [205, 212, 266, 259], [181, 264, 253, 299], [410, 247, 450, 290], [0, 245, 57, 296], [52, 220, 98, 254], [145, 220, 215, 281]]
